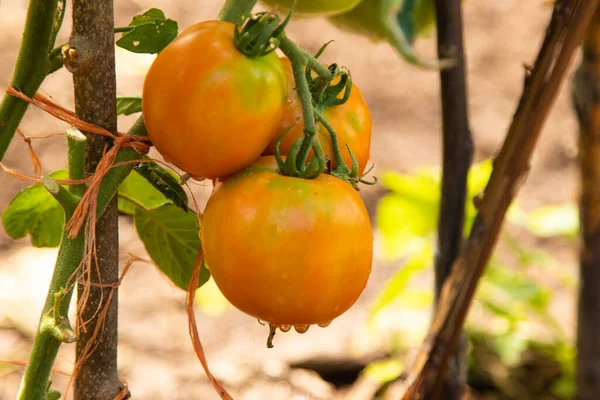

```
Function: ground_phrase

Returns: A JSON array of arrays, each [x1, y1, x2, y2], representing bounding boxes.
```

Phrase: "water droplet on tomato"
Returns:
[[257, 319, 267, 326], [317, 320, 332, 328], [294, 324, 309, 334], [279, 324, 291, 332]]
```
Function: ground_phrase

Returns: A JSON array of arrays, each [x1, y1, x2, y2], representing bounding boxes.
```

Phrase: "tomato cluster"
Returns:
[[142, 16, 373, 343]]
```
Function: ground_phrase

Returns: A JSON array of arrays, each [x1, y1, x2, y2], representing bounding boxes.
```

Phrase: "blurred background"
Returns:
[[0, 0, 581, 399]]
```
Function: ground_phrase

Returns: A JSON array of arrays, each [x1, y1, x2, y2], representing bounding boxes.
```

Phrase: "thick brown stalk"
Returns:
[[573, 7, 600, 400], [400, 1, 598, 398], [70, 0, 123, 398], [432, 0, 473, 398]]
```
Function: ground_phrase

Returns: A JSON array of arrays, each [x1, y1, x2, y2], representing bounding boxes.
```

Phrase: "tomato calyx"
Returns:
[[234, 7, 293, 58], [274, 125, 326, 179]]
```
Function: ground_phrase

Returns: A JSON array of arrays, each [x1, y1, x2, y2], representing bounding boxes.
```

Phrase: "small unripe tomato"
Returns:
[[201, 157, 373, 334], [260, 0, 364, 17], [143, 20, 288, 179], [262, 58, 372, 175]]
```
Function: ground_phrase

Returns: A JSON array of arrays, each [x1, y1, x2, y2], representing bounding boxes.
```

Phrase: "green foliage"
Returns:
[[2, 170, 68, 248], [118, 170, 170, 215], [134, 204, 209, 290], [116, 9, 178, 54], [134, 162, 188, 212], [373, 159, 576, 396], [116, 96, 142, 116], [119, 166, 205, 290], [362, 359, 404, 384], [521, 204, 578, 238], [118, 163, 188, 215], [370, 242, 432, 317]]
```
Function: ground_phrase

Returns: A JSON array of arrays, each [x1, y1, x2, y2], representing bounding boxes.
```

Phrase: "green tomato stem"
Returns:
[[218, 0, 258, 23], [0, 0, 61, 161], [315, 112, 348, 173], [278, 34, 334, 171]]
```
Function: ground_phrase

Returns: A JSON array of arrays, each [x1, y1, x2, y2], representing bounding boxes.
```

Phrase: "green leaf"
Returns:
[[524, 204, 579, 238], [116, 96, 142, 116], [118, 170, 170, 215], [46, 390, 61, 400], [116, 9, 178, 54], [134, 204, 209, 290], [134, 162, 188, 212], [2, 170, 68, 248], [129, 8, 166, 26], [485, 265, 550, 312], [492, 331, 528, 366], [370, 244, 432, 318], [363, 359, 404, 384]]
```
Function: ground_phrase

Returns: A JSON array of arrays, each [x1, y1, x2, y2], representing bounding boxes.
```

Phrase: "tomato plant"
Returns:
[[260, 0, 364, 17], [329, 0, 436, 42], [201, 156, 373, 339], [143, 20, 288, 179], [263, 57, 373, 174], [328, 0, 445, 68]]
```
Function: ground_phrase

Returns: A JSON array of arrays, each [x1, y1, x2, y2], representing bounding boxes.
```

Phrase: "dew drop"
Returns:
[[279, 324, 291, 332], [294, 324, 310, 334], [132, 40, 141, 47], [317, 320, 332, 328], [257, 319, 267, 326]]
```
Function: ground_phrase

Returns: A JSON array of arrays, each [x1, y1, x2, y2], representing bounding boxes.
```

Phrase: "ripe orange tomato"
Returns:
[[262, 58, 372, 175], [201, 157, 373, 331], [260, 0, 364, 17], [143, 20, 288, 179]]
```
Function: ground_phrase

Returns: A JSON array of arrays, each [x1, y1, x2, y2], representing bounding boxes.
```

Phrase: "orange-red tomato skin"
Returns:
[[143, 21, 288, 179], [201, 157, 373, 326]]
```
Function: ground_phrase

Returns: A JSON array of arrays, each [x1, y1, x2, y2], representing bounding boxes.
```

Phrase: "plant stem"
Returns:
[[95, 117, 146, 218], [67, 127, 87, 197], [0, 0, 60, 160], [573, 8, 600, 400], [16, 147, 86, 400], [400, 1, 598, 398], [70, 0, 122, 397], [218, 0, 258, 23], [278, 34, 327, 169], [429, 0, 473, 398]]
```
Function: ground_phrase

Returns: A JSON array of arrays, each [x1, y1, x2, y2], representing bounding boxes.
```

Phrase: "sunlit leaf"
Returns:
[[362, 359, 404, 384], [2, 170, 68, 248], [195, 278, 229, 316], [525, 204, 578, 238], [134, 204, 209, 290], [371, 243, 432, 318], [118, 170, 170, 215], [492, 331, 528, 366]]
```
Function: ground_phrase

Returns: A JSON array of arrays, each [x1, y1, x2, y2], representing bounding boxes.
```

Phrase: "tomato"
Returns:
[[142, 20, 288, 179], [201, 156, 373, 331], [262, 58, 372, 175], [260, 0, 364, 17]]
